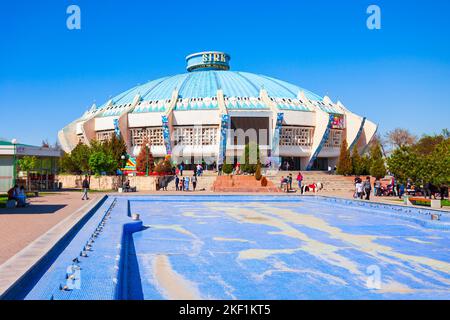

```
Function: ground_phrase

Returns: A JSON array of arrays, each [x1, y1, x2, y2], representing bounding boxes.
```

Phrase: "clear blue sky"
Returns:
[[1, 0, 449, 145]]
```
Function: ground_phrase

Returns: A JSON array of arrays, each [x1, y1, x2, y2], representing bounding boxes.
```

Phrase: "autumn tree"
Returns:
[[336, 139, 352, 176], [136, 139, 154, 174]]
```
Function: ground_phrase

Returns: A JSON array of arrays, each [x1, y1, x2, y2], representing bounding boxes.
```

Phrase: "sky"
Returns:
[[0, 0, 449, 145]]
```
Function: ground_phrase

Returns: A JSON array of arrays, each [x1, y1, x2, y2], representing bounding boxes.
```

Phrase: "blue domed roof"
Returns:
[[95, 52, 343, 116], [102, 71, 322, 105]]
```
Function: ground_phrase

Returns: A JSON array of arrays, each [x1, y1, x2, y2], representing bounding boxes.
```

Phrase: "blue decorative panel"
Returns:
[[270, 113, 284, 168], [113, 119, 121, 137], [161, 115, 171, 155], [218, 114, 230, 165]]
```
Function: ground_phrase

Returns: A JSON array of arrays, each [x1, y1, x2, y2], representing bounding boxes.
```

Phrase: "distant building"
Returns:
[[59, 51, 377, 170], [0, 140, 61, 192]]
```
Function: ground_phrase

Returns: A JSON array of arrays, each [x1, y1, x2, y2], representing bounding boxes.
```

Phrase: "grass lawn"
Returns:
[[0, 195, 7, 208]]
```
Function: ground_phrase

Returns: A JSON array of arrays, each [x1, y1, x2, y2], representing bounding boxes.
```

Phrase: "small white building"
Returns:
[[0, 140, 61, 192], [59, 51, 377, 171]]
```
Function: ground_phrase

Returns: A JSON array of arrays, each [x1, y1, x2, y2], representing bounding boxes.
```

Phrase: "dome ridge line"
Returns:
[[234, 71, 261, 93], [140, 76, 172, 99], [257, 74, 299, 98]]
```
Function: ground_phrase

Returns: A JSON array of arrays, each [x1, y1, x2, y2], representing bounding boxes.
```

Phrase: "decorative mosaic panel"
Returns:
[[130, 127, 164, 146], [173, 126, 219, 146], [280, 126, 314, 147]]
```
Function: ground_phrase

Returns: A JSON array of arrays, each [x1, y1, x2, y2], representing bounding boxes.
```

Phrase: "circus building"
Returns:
[[58, 51, 377, 171]]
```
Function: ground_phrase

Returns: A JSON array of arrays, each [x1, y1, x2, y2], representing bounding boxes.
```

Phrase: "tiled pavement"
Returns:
[[0, 192, 104, 265]]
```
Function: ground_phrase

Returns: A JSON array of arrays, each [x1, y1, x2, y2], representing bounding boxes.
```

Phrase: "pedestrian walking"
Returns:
[[82, 175, 90, 200], [192, 174, 197, 191], [363, 176, 372, 200], [296, 172, 303, 194]]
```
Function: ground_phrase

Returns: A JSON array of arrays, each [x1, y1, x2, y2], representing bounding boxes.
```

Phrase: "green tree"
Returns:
[[88, 150, 115, 176], [222, 162, 233, 175], [422, 139, 450, 186], [369, 141, 387, 179], [351, 146, 364, 175], [104, 134, 127, 171], [240, 142, 260, 174], [337, 139, 352, 176], [386, 146, 418, 184], [59, 152, 78, 174], [17, 156, 38, 190], [70, 142, 91, 173]]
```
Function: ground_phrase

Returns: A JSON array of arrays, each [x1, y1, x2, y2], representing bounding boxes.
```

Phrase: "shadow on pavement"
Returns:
[[0, 204, 67, 215]]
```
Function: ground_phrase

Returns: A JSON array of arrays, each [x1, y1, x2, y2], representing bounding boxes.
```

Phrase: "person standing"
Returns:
[[179, 177, 184, 191], [179, 162, 184, 176], [175, 175, 180, 191], [296, 172, 303, 194], [355, 180, 363, 199], [82, 175, 90, 200], [363, 176, 372, 200], [192, 174, 197, 191], [184, 176, 190, 191], [374, 178, 381, 197], [288, 174, 293, 191]]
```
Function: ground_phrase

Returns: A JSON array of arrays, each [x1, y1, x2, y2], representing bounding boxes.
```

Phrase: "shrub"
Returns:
[[240, 142, 260, 174], [261, 176, 268, 187], [222, 162, 233, 175], [255, 161, 262, 181]]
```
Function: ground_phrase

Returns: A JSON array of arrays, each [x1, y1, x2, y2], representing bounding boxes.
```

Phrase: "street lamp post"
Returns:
[[11, 139, 17, 187], [121, 154, 126, 187], [145, 143, 150, 177]]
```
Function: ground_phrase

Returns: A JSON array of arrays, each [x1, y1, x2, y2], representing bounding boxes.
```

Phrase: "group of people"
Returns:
[[354, 176, 372, 200], [279, 172, 323, 194], [7, 185, 29, 207], [175, 174, 198, 191]]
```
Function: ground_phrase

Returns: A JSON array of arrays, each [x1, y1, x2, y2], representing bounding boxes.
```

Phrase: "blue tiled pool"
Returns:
[[10, 195, 450, 300]]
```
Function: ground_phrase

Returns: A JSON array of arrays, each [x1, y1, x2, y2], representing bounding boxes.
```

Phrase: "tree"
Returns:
[[104, 134, 127, 172], [155, 157, 172, 174], [360, 155, 371, 176], [369, 141, 387, 179], [240, 142, 260, 174], [59, 151, 79, 174], [17, 156, 38, 190], [336, 139, 352, 176], [421, 138, 450, 186], [351, 146, 364, 175], [88, 150, 115, 176], [255, 161, 262, 181], [70, 142, 91, 173], [413, 134, 444, 156], [386, 146, 418, 184], [385, 128, 417, 150], [222, 162, 233, 175], [136, 139, 154, 174]]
